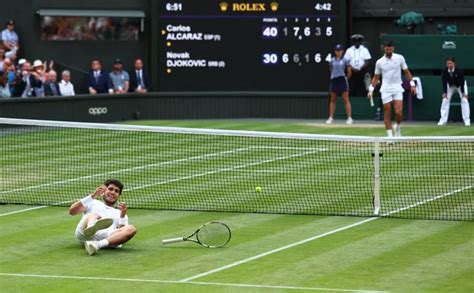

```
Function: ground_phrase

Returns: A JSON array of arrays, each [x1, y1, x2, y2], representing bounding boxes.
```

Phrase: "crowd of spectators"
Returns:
[[0, 20, 150, 98]]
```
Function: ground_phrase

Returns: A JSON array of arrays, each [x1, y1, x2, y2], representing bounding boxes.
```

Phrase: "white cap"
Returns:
[[18, 58, 26, 65], [33, 59, 43, 67]]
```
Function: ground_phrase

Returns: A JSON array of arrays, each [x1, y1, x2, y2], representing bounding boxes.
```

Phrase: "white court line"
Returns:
[[180, 184, 473, 282], [0, 145, 324, 195], [0, 200, 74, 217], [0, 273, 389, 293], [382, 185, 473, 217], [0, 206, 47, 217], [126, 149, 322, 192], [0, 147, 323, 216], [0, 147, 253, 195]]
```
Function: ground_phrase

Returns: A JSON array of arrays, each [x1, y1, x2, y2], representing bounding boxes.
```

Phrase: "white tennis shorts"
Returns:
[[381, 92, 403, 104], [75, 226, 115, 244]]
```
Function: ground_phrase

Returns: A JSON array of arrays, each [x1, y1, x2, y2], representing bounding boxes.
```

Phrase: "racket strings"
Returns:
[[197, 223, 231, 247]]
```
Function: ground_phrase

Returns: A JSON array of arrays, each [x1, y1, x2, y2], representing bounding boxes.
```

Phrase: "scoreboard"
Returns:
[[158, 1, 346, 91]]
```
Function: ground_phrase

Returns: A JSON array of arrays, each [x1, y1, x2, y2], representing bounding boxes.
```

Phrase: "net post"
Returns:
[[373, 139, 381, 216]]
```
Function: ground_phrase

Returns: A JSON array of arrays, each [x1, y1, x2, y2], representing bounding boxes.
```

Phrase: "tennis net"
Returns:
[[0, 118, 472, 221]]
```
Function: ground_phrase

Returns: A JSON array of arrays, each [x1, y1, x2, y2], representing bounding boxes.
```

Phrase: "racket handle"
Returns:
[[162, 237, 185, 245], [369, 97, 374, 107]]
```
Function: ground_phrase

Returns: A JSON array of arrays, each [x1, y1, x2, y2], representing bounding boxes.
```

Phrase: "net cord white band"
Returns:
[[1, 118, 473, 142]]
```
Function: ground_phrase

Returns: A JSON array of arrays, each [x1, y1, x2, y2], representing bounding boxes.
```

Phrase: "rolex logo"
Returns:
[[270, 2, 279, 11], [220, 2, 229, 12]]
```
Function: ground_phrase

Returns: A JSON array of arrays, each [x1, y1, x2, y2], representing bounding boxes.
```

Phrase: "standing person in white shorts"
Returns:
[[69, 179, 137, 255], [368, 41, 416, 137]]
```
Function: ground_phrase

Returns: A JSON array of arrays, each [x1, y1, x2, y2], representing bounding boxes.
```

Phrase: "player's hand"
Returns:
[[92, 185, 106, 199], [118, 202, 127, 218], [442, 93, 447, 99], [367, 91, 373, 100], [410, 86, 416, 95]]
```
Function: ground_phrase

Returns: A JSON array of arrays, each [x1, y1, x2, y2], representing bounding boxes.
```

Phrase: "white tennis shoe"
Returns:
[[85, 241, 99, 256], [84, 218, 113, 237], [326, 117, 334, 124], [346, 117, 353, 125], [393, 124, 401, 137]]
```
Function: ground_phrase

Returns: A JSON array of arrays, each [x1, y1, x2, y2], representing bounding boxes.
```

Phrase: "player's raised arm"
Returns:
[[68, 185, 106, 216]]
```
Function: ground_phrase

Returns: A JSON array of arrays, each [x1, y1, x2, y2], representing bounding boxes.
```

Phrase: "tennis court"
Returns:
[[0, 119, 473, 292]]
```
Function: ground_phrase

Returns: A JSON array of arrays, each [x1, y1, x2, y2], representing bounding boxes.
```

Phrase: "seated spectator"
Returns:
[[32, 60, 46, 97], [17, 58, 26, 72], [0, 45, 6, 69], [129, 58, 151, 93], [13, 61, 42, 97], [109, 58, 129, 93], [2, 58, 19, 97], [88, 59, 112, 94], [0, 58, 12, 97], [43, 70, 61, 96], [59, 70, 75, 96], [2, 20, 20, 51], [0, 71, 10, 97]]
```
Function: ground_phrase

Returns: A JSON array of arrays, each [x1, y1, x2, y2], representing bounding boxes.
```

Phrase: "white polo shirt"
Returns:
[[59, 80, 75, 96], [75, 199, 128, 236], [344, 45, 371, 70], [374, 53, 408, 93], [1, 29, 19, 46]]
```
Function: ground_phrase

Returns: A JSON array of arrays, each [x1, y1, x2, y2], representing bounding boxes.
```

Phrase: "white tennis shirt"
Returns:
[[76, 199, 128, 234], [344, 45, 371, 70], [374, 53, 408, 93]]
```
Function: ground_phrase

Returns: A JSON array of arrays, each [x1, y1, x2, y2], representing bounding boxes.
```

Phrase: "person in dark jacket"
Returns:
[[43, 70, 61, 96], [438, 57, 470, 126], [88, 59, 112, 94], [129, 58, 151, 93]]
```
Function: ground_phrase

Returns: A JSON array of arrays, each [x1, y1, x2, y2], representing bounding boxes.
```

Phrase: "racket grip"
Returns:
[[370, 97, 374, 107], [162, 237, 185, 245]]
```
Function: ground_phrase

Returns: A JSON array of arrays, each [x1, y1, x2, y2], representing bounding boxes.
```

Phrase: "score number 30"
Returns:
[[263, 53, 331, 64]]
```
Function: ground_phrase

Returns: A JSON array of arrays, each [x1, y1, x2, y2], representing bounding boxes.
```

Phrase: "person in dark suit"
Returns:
[[129, 58, 151, 93], [88, 59, 112, 94], [43, 70, 61, 96], [13, 60, 42, 97], [438, 57, 470, 126]]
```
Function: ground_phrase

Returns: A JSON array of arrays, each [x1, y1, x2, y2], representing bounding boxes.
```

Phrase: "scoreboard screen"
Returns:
[[158, 1, 346, 91]]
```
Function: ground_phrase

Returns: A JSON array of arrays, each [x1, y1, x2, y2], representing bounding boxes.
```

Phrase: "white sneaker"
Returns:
[[346, 117, 353, 125], [393, 124, 401, 137], [437, 121, 446, 126], [465, 120, 471, 126], [84, 218, 113, 237], [326, 117, 334, 124], [85, 241, 99, 256]]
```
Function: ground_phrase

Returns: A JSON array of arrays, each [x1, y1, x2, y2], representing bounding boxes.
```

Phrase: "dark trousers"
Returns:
[[349, 68, 368, 97]]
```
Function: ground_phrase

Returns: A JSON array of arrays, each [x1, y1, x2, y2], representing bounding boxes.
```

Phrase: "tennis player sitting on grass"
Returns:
[[69, 179, 137, 256]]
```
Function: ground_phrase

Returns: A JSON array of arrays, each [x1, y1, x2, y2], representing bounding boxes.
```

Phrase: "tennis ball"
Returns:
[[256, 186, 262, 193]]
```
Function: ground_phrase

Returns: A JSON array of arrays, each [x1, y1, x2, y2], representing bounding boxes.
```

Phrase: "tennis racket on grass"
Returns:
[[162, 221, 231, 248]]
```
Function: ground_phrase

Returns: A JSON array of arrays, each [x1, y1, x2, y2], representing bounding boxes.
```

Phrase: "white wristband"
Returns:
[[410, 80, 416, 87], [118, 217, 127, 226], [80, 195, 94, 208], [368, 85, 375, 93]]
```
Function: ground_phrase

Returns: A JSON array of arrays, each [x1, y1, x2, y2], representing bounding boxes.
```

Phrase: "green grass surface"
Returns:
[[0, 207, 473, 292], [0, 119, 473, 292]]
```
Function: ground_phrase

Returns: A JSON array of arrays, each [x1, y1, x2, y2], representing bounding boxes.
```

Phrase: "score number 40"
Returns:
[[263, 26, 333, 38], [263, 53, 332, 64]]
